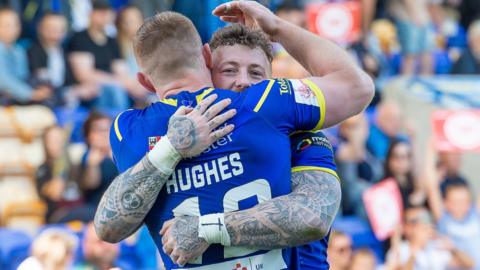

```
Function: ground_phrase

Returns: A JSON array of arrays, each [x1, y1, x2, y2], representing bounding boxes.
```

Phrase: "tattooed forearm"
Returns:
[[224, 170, 341, 249], [94, 156, 170, 243]]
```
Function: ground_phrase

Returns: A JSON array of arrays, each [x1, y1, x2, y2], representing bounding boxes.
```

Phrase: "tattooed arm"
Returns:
[[224, 170, 341, 249], [94, 95, 236, 243], [161, 170, 341, 265], [94, 156, 171, 243]]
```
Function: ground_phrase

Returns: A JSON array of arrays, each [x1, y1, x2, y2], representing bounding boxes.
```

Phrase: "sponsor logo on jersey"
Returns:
[[295, 135, 333, 153], [291, 79, 319, 107], [148, 136, 162, 150], [277, 78, 292, 95]]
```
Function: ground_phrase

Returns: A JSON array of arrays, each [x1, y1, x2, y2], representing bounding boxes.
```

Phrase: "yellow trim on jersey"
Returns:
[[292, 166, 339, 180], [301, 79, 326, 130], [196, 88, 214, 104], [160, 98, 178, 107], [253, 80, 275, 112], [114, 109, 133, 142]]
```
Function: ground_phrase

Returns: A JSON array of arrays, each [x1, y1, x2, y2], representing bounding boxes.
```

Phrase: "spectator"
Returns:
[[383, 140, 425, 208], [336, 113, 383, 219], [367, 101, 407, 161], [0, 7, 52, 104], [349, 248, 377, 270], [115, 5, 150, 106], [349, 38, 381, 80], [274, 1, 305, 28], [386, 206, 474, 270], [271, 2, 309, 79], [78, 112, 118, 208], [28, 12, 72, 106], [18, 228, 78, 270], [115, 5, 143, 76], [436, 150, 469, 195], [328, 231, 353, 270], [362, 0, 391, 34], [36, 125, 81, 223], [74, 222, 121, 270], [425, 147, 480, 270], [451, 20, 480, 74], [388, 0, 435, 75], [67, 1, 129, 111]]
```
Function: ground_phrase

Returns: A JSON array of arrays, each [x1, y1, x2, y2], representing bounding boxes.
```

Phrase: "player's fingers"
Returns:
[[173, 106, 192, 116], [163, 241, 174, 256], [195, 94, 218, 114], [161, 235, 168, 245], [170, 249, 180, 265], [160, 220, 175, 235], [210, 124, 235, 141], [212, 1, 241, 16], [208, 109, 236, 130], [203, 98, 232, 120], [219, 16, 241, 23], [176, 257, 187, 267]]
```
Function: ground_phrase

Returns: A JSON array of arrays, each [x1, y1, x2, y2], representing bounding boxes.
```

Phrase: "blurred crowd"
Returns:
[[0, 0, 479, 270]]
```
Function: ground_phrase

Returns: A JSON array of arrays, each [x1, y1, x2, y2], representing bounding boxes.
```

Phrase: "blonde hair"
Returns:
[[31, 229, 78, 270], [133, 11, 203, 80]]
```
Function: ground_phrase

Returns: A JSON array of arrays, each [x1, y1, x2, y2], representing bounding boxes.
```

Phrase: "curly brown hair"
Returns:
[[209, 24, 273, 63]]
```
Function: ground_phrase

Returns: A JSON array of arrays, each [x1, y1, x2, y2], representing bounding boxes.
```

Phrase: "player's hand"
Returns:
[[160, 216, 210, 267], [167, 94, 236, 158], [213, 1, 280, 38]]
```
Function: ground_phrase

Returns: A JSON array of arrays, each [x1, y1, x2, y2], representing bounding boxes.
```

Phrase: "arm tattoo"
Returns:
[[172, 216, 208, 254], [167, 116, 196, 151], [94, 156, 170, 243], [224, 171, 341, 249]]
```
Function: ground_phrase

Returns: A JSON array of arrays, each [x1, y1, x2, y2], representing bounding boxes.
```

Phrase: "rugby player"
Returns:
[[94, 1, 373, 269], [159, 23, 336, 270]]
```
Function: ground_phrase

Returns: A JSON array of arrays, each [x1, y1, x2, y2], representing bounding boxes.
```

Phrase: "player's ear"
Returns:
[[202, 43, 213, 69], [137, 72, 156, 93]]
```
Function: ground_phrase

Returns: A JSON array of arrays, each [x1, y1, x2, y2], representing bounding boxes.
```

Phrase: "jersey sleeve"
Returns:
[[242, 78, 326, 134], [290, 131, 338, 179], [110, 109, 142, 173]]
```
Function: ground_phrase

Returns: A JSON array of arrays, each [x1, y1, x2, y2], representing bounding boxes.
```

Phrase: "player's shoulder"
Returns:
[[111, 103, 175, 143]]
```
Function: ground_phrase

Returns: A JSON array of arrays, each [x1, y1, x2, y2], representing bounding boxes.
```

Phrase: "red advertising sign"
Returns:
[[306, 1, 361, 44], [432, 110, 480, 152], [363, 178, 403, 241]]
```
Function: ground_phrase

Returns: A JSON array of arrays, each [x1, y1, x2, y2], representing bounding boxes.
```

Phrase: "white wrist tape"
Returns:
[[147, 136, 181, 175], [198, 213, 231, 246]]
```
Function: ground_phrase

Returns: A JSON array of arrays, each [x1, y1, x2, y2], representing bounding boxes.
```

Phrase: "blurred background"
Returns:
[[0, 0, 479, 269]]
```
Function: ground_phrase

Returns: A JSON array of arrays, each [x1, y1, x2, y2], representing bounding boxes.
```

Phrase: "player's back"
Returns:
[[111, 79, 325, 269]]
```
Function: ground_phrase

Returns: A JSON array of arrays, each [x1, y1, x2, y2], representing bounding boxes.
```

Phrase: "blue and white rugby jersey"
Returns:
[[110, 79, 325, 269]]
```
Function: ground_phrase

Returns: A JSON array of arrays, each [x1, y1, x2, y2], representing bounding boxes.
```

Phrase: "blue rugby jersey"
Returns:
[[110, 79, 326, 269], [289, 131, 338, 270]]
